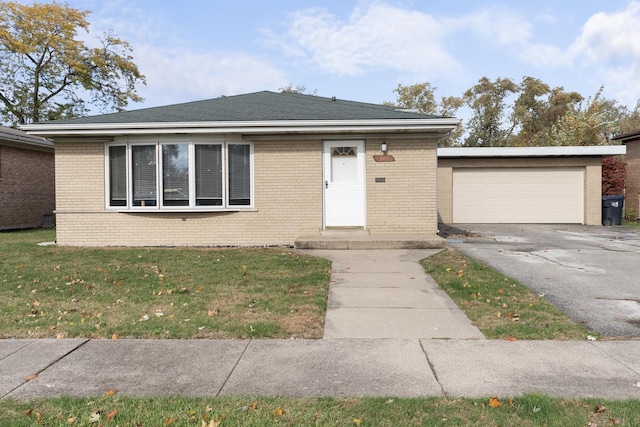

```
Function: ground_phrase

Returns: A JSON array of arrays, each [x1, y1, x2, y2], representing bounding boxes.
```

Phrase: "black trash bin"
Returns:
[[602, 195, 624, 226]]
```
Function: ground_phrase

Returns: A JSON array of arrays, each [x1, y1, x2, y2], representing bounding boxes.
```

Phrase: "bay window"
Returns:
[[106, 137, 252, 210]]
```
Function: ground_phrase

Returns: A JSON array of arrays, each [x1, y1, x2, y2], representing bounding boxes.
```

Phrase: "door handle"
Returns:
[[325, 180, 328, 189]]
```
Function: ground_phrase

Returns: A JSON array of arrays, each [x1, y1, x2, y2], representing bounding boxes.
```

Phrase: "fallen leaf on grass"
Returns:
[[594, 405, 606, 413], [489, 397, 502, 408], [89, 410, 101, 423], [352, 418, 362, 426], [275, 408, 283, 416], [202, 420, 220, 427], [106, 409, 117, 422], [105, 389, 116, 396]]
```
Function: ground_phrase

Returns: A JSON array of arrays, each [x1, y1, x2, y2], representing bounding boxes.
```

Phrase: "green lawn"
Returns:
[[422, 249, 594, 340], [0, 229, 331, 339], [2, 230, 639, 423], [1, 394, 639, 426]]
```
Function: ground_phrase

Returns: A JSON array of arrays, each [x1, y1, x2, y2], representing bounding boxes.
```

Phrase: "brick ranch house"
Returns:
[[21, 91, 458, 246], [21, 91, 624, 246], [612, 130, 640, 220], [0, 126, 55, 230]]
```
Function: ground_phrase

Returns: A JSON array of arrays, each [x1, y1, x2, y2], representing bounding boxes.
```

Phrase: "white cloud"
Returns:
[[568, 1, 640, 106], [448, 6, 533, 49], [273, 2, 459, 78], [520, 43, 571, 68], [570, 2, 640, 63], [135, 47, 288, 106]]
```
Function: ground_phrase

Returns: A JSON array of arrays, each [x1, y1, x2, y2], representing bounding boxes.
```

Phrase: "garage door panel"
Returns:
[[453, 168, 584, 224]]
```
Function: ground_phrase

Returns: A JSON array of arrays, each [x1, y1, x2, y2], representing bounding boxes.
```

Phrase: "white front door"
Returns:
[[323, 140, 365, 227]]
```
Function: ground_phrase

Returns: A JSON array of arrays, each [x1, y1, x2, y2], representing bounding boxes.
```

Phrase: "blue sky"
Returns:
[[46, 0, 640, 113]]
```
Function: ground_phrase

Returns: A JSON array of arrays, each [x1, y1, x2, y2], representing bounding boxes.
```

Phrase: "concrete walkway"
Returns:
[[308, 249, 485, 339], [1, 249, 640, 401], [2, 339, 640, 400]]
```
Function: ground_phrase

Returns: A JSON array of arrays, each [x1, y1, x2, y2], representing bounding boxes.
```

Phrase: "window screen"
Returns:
[[228, 144, 251, 205], [132, 145, 157, 206]]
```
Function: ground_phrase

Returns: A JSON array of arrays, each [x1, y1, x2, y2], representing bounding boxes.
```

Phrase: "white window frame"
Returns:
[[104, 135, 254, 211]]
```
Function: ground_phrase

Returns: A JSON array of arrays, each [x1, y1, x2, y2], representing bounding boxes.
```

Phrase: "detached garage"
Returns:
[[437, 146, 626, 226]]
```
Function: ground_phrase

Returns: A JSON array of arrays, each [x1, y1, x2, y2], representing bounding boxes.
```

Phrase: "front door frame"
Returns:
[[322, 139, 366, 229]]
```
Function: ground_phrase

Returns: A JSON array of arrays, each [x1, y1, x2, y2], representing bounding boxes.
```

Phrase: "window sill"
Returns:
[[113, 208, 257, 213]]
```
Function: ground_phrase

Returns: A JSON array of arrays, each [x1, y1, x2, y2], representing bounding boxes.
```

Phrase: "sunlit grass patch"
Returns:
[[0, 229, 330, 339], [422, 249, 594, 340]]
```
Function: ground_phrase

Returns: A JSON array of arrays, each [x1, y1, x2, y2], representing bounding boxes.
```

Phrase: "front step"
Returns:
[[294, 233, 447, 250]]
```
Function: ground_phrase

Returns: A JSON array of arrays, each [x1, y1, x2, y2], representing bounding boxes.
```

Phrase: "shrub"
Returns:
[[602, 156, 626, 196]]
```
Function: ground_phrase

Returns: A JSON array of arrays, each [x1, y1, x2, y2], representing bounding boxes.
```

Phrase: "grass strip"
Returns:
[[421, 249, 594, 340], [1, 394, 638, 426], [0, 229, 330, 339]]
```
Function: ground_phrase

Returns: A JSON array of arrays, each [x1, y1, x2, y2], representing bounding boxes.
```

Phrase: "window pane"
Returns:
[[195, 144, 222, 206], [331, 146, 358, 182], [162, 144, 189, 206], [109, 146, 127, 206], [228, 144, 251, 206], [132, 145, 157, 206]]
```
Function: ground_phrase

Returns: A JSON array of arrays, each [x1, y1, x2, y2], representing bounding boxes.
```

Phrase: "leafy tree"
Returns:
[[0, 1, 146, 126], [279, 84, 317, 95], [548, 87, 620, 146], [611, 100, 640, 136], [509, 77, 551, 146], [463, 77, 518, 147], [602, 156, 626, 196], [390, 82, 438, 114], [386, 82, 464, 146]]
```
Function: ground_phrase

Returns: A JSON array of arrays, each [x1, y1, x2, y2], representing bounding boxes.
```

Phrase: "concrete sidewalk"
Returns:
[[2, 338, 640, 400], [308, 249, 484, 339]]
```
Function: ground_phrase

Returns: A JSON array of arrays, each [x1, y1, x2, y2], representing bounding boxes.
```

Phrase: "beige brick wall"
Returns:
[[0, 145, 55, 230], [55, 138, 324, 246], [437, 157, 603, 225], [366, 138, 439, 234], [625, 141, 640, 218], [54, 136, 441, 246]]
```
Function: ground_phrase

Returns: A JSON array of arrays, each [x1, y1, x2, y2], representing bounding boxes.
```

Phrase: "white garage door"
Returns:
[[453, 167, 584, 223]]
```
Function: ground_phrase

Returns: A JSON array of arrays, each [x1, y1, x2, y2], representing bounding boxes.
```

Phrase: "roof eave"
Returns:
[[0, 130, 53, 151], [20, 118, 460, 137], [437, 146, 626, 158]]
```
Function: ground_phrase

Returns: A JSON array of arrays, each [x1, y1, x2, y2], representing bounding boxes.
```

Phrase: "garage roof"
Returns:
[[438, 146, 626, 158]]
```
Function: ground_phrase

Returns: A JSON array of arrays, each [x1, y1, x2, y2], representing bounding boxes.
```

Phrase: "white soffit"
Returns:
[[21, 119, 461, 137], [438, 146, 626, 157]]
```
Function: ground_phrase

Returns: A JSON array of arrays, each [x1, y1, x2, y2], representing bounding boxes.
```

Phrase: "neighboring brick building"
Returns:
[[612, 131, 640, 219], [0, 126, 55, 230]]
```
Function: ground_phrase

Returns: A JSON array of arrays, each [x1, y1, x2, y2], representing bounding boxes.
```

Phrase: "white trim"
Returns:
[[21, 119, 460, 136], [438, 146, 626, 158], [105, 137, 254, 211]]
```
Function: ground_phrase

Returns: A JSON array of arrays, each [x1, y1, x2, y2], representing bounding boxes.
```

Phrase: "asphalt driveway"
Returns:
[[443, 224, 640, 337]]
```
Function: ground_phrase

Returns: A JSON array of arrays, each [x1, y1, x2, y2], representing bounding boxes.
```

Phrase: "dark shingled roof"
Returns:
[[0, 126, 53, 149], [43, 91, 444, 125]]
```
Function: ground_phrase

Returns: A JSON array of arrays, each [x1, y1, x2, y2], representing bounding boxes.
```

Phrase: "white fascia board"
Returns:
[[20, 118, 460, 137], [437, 145, 626, 158]]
